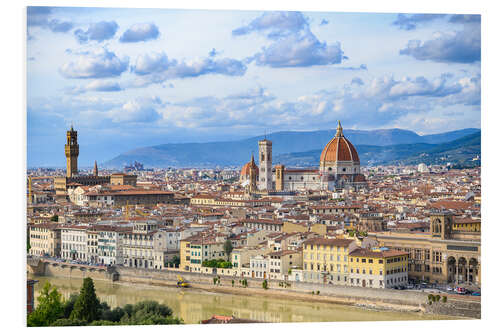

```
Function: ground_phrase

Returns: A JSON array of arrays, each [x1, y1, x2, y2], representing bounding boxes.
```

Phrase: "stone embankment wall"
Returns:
[[27, 259, 116, 281], [424, 298, 481, 319], [117, 267, 424, 306]]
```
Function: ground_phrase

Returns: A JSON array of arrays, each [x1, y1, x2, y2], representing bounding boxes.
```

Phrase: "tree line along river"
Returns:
[[29, 275, 458, 324]]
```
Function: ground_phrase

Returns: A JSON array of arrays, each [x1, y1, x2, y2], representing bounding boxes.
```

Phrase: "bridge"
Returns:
[[27, 256, 118, 281]]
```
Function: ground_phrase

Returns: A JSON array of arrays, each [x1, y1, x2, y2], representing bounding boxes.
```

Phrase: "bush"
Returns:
[[89, 320, 120, 326], [435, 295, 441, 302], [316, 291, 320, 295], [262, 280, 268, 290], [51, 318, 87, 326], [231, 280, 235, 287], [442, 296, 447, 303]]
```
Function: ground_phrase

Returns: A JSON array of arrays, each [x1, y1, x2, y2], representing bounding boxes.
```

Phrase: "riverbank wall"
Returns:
[[27, 260, 480, 319], [27, 257, 117, 281]]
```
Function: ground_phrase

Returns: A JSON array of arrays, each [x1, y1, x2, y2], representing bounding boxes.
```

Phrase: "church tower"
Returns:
[[248, 154, 257, 193], [65, 126, 79, 177], [258, 139, 272, 191], [93, 160, 99, 177]]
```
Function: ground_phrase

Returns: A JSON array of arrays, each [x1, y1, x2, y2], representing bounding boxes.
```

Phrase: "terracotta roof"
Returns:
[[319, 124, 360, 164], [302, 237, 354, 247], [349, 248, 408, 258]]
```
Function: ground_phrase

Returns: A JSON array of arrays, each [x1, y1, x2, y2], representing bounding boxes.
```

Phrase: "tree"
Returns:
[[118, 301, 181, 325], [27, 282, 64, 327], [27, 233, 31, 253], [262, 280, 268, 290], [223, 239, 233, 261], [70, 277, 100, 323], [50, 215, 59, 222], [62, 293, 79, 318]]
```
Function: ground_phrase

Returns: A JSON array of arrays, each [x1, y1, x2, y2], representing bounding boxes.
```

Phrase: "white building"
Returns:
[[96, 225, 131, 265], [250, 254, 270, 279], [122, 220, 158, 269], [60, 225, 88, 262]]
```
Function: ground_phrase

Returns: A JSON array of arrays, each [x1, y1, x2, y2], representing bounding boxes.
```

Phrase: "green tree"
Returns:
[[62, 293, 79, 318], [262, 280, 268, 289], [119, 301, 181, 325], [223, 239, 233, 261], [50, 215, 59, 222], [27, 282, 64, 327], [70, 277, 100, 323], [169, 255, 180, 267], [27, 233, 31, 253], [100, 305, 125, 322], [52, 318, 87, 326]]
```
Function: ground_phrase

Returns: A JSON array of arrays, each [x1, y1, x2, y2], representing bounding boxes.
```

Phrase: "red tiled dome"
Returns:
[[320, 122, 359, 164], [241, 155, 258, 177]]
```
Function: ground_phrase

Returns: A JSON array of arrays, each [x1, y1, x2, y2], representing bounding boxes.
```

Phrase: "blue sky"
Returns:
[[27, 7, 481, 167]]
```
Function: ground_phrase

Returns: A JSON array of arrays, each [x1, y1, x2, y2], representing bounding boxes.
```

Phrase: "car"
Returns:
[[446, 286, 454, 292], [407, 284, 415, 289], [455, 287, 466, 294], [471, 292, 481, 296]]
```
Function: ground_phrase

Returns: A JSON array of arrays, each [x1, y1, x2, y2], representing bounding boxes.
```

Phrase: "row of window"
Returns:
[[304, 262, 349, 273], [306, 253, 348, 261]]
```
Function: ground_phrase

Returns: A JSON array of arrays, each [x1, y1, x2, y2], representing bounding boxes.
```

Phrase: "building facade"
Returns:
[[348, 248, 408, 288], [301, 238, 355, 284], [60, 225, 88, 261]]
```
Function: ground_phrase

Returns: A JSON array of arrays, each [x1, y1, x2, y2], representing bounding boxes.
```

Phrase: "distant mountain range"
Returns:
[[104, 128, 480, 168], [275, 132, 481, 167]]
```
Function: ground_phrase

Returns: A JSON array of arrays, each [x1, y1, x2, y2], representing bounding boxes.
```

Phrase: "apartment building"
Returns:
[[302, 238, 357, 284], [28, 223, 61, 257], [268, 250, 302, 280], [348, 248, 408, 288], [60, 225, 88, 261], [122, 221, 158, 269]]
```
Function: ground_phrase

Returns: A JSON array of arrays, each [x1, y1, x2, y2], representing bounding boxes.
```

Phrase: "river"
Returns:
[[29, 275, 458, 324]]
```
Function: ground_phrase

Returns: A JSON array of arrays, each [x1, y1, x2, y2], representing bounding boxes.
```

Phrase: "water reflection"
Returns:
[[30, 275, 456, 324]]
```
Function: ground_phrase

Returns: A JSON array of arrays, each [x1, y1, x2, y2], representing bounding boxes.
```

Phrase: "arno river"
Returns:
[[30, 275, 457, 324]]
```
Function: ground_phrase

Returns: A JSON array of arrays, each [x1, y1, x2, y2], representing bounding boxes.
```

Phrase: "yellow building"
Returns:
[[372, 213, 481, 286], [453, 218, 481, 232], [302, 238, 356, 284], [179, 238, 193, 271], [190, 195, 216, 206], [348, 248, 408, 288], [28, 223, 61, 257]]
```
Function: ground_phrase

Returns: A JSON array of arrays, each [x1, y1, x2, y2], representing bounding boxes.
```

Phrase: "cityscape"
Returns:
[[26, 6, 481, 327]]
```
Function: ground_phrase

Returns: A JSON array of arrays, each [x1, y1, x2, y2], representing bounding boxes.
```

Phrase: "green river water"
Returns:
[[30, 275, 458, 324]]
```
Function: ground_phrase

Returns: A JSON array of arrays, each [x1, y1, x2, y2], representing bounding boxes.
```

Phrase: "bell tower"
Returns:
[[430, 212, 454, 240], [258, 139, 272, 191], [65, 125, 79, 177]]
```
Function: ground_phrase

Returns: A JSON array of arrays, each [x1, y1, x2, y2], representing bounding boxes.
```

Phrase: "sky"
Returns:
[[27, 7, 481, 167]]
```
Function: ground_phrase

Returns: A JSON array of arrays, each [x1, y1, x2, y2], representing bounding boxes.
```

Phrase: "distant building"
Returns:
[[417, 163, 429, 173], [54, 126, 137, 199], [240, 121, 367, 193]]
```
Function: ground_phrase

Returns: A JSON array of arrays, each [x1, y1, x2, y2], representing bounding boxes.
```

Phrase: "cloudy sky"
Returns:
[[27, 7, 481, 167]]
